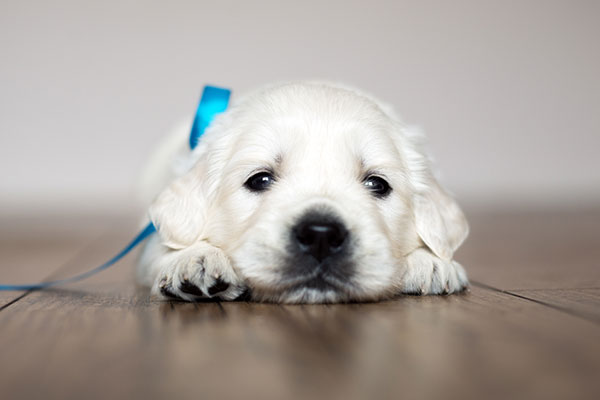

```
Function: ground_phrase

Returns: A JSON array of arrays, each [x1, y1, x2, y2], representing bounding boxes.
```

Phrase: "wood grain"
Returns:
[[456, 208, 600, 290], [1, 210, 599, 400], [511, 288, 600, 321]]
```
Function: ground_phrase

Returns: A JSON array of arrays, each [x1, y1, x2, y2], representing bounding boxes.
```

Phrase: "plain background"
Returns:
[[1, 0, 598, 217]]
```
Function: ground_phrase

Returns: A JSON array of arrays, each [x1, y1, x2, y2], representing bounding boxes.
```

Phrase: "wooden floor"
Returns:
[[1, 209, 599, 400]]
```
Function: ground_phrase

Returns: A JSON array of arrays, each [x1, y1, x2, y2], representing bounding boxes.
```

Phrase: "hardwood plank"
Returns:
[[1, 285, 598, 400], [457, 208, 600, 290], [0, 214, 140, 305], [511, 288, 600, 322], [0, 214, 138, 282], [1, 211, 599, 400]]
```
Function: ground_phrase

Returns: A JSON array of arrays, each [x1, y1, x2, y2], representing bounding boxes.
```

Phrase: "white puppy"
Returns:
[[137, 82, 469, 303]]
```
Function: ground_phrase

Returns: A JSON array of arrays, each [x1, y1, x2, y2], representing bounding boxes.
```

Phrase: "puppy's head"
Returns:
[[150, 82, 468, 303]]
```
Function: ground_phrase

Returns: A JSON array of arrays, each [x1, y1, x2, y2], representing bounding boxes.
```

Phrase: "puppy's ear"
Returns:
[[396, 125, 469, 260], [413, 179, 469, 260], [149, 165, 208, 250]]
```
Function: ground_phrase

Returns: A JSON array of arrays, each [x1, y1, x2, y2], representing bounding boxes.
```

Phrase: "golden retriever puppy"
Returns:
[[137, 82, 469, 303]]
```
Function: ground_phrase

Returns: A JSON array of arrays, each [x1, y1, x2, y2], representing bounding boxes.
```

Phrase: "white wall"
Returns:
[[1, 0, 599, 215]]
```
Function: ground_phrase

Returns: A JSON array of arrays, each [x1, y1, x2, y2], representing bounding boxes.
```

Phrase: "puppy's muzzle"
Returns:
[[284, 210, 354, 291], [294, 218, 348, 262]]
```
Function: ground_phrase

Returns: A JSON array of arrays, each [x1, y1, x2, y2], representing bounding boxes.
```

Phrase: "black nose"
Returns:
[[294, 219, 348, 262]]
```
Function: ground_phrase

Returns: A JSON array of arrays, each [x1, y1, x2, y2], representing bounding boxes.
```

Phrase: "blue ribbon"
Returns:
[[0, 85, 231, 291], [189, 86, 231, 150], [0, 222, 157, 291]]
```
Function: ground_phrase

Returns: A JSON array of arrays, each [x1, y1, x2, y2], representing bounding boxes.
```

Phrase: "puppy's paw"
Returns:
[[152, 242, 246, 301], [400, 248, 468, 295]]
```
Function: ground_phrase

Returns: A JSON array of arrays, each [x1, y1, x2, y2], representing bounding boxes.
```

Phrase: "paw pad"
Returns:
[[207, 278, 230, 296], [160, 284, 181, 300], [179, 280, 205, 297]]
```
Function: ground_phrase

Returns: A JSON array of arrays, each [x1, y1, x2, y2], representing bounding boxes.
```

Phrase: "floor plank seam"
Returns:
[[0, 229, 116, 312], [509, 287, 600, 292], [471, 280, 600, 325], [0, 291, 33, 312]]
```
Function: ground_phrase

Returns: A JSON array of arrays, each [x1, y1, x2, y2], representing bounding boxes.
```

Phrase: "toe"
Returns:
[[179, 280, 205, 297], [160, 284, 183, 300], [207, 277, 230, 296]]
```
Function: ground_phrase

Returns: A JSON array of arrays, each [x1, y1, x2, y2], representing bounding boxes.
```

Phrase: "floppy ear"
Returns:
[[148, 165, 208, 250], [413, 179, 469, 260], [396, 125, 469, 260]]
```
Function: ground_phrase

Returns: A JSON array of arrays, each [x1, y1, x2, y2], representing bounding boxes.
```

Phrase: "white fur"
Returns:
[[137, 81, 469, 303]]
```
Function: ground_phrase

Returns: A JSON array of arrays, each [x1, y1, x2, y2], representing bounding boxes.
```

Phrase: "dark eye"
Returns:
[[244, 171, 276, 192], [363, 175, 392, 198]]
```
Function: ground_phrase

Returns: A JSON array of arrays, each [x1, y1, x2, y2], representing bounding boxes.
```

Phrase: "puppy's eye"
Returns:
[[245, 171, 276, 192], [363, 175, 392, 198]]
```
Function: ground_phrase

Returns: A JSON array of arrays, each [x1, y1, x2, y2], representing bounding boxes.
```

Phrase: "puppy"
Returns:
[[137, 82, 469, 303]]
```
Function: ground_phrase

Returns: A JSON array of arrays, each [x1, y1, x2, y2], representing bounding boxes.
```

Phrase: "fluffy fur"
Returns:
[[137, 82, 469, 303]]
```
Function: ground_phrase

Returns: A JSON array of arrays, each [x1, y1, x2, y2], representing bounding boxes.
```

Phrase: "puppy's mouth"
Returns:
[[277, 268, 354, 294], [239, 260, 364, 303], [288, 275, 340, 292]]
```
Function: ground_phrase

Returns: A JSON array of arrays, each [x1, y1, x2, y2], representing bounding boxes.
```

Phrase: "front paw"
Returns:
[[400, 248, 468, 295], [152, 242, 246, 301]]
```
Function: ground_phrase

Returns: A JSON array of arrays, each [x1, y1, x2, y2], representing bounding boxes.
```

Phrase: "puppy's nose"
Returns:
[[294, 220, 348, 262]]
